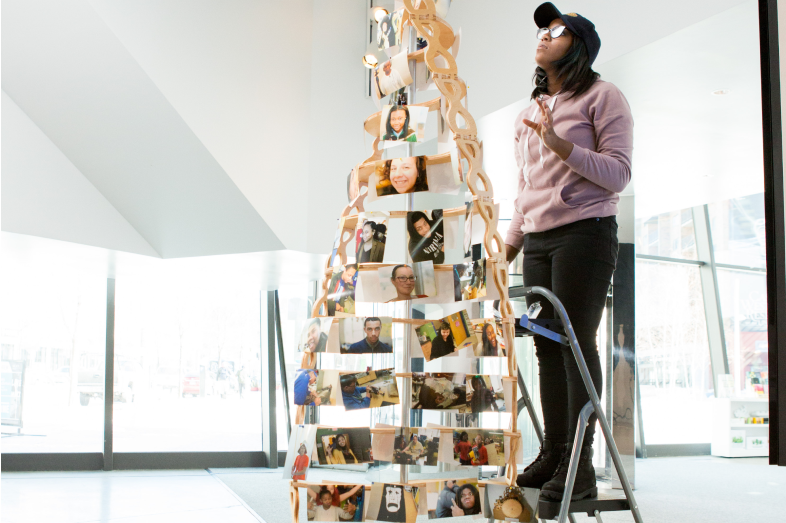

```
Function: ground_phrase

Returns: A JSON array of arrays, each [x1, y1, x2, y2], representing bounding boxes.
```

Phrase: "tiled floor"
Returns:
[[1, 469, 262, 523]]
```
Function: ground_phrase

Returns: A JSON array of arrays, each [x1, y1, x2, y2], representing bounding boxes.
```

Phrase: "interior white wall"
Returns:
[[1, 91, 160, 257], [88, 0, 314, 252], [2, 0, 285, 258], [445, 0, 751, 120]]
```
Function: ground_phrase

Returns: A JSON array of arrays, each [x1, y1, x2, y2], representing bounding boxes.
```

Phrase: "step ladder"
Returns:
[[509, 285, 644, 523]]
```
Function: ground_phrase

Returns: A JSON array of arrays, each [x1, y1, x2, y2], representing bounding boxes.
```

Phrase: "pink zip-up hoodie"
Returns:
[[505, 80, 634, 249]]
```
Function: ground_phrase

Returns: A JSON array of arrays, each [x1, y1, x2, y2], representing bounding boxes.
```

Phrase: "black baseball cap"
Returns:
[[534, 2, 601, 66]]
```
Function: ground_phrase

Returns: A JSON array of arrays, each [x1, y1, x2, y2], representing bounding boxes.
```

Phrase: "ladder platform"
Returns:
[[537, 489, 631, 520]]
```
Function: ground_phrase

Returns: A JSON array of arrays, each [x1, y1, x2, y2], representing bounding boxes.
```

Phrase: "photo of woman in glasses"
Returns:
[[386, 264, 428, 302], [407, 209, 445, 264]]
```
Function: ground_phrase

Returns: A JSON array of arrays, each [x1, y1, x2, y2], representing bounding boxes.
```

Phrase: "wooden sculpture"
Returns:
[[288, 2, 521, 520]]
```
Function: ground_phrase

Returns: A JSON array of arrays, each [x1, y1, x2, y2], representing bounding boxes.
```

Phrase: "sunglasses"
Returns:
[[536, 25, 568, 39]]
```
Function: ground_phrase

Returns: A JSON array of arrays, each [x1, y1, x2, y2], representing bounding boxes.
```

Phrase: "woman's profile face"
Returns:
[[390, 109, 407, 133], [460, 488, 476, 509], [535, 18, 574, 69], [390, 157, 418, 193]]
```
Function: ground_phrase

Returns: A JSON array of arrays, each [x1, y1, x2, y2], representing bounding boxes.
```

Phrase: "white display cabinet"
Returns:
[[711, 397, 769, 457]]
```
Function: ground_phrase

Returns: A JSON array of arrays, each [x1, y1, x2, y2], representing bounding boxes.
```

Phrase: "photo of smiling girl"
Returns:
[[375, 156, 429, 196]]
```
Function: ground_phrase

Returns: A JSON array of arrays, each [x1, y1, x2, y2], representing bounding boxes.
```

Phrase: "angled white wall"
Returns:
[[1, 91, 160, 257], [2, 0, 284, 258]]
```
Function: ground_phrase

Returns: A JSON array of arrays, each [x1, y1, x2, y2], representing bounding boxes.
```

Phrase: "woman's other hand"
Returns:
[[522, 98, 574, 161]]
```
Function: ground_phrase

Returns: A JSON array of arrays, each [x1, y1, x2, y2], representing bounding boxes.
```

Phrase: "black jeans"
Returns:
[[523, 216, 618, 447]]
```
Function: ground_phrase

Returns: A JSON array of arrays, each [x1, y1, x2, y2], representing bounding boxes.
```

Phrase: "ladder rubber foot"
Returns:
[[540, 486, 598, 502]]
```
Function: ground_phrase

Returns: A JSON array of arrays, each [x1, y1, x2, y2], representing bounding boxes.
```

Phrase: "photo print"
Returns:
[[315, 427, 373, 465], [454, 258, 486, 301], [282, 424, 316, 481], [428, 479, 483, 518], [462, 202, 474, 259], [339, 316, 394, 354], [373, 50, 412, 100], [298, 317, 332, 353], [375, 155, 429, 197], [355, 212, 388, 264], [452, 429, 505, 467], [366, 483, 420, 523], [474, 321, 504, 357], [407, 209, 444, 265], [412, 373, 505, 413], [293, 368, 335, 407], [339, 369, 399, 410], [416, 310, 478, 361], [378, 262, 436, 302], [380, 104, 428, 145], [306, 484, 366, 522], [376, 8, 403, 50], [483, 484, 538, 523], [392, 428, 441, 466], [327, 264, 357, 316]]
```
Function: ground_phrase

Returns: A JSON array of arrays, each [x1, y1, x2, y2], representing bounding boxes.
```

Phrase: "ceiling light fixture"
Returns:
[[712, 89, 730, 95], [362, 54, 379, 68], [372, 7, 389, 23]]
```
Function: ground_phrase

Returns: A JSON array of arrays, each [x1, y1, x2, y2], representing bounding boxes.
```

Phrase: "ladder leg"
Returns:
[[594, 509, 605, 523], [528, 286, 645, 523], [557, 401, 594, 523], [518, 367, 544, 444]]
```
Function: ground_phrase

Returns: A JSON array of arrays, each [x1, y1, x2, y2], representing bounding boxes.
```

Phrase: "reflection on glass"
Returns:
[[716, 270, 768, 395], [708, 193, 766, 269], [113, 277, 261, 452], [635, 208, 697, 259], [635, 261, 712, 444], [0, 271, 106, 452]]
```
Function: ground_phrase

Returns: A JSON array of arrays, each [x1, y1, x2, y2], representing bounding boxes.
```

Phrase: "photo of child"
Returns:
[[452, 429, 505, 467], [281, 424, 316, 481], [380, 104, 428, 145], [306, 484, 365, 522], [415, 310, 478, 361], [339, 369, 399, 410]]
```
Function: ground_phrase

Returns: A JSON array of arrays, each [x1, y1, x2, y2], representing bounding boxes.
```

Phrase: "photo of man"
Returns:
[[340, 369, 399, 410], [373, 51, 412, 99], [344, 317, 392, 354], [327, 264, 357, 315], [407, 209, 445, 265], [299, 318, 330, 353], [392, 428, 440, 466], [293, 369, 332, 406]]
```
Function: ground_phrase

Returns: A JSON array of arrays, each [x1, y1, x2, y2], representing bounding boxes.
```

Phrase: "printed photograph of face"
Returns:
[[484, 484, 538, 523], [293, 368, 334, 406], [378, 262, 436, 302], [376, 9, 403, 50], [282, 424, 316, 481], [315, 427, 373, 465], [412, 373, 505, 413], [327, 264, 357, 316], [392, 428, 440, 466], [375, 156, 429, 197], [380, 105, 428, 144], [416, 310, 477, 362], [298, 317, 331, 353], [407, 209, 444, 265], [339, 316, 393, 354], [306, 484, 366, 522], [475, 321, 504, 357], [356, 213, 387, 264], [339, 369, 399, 411], [452, 429, 505, 467], [373, 50, 412, 99], [466, 375, 505, 414], [428, 479, 482, 519], [366, 483, 419, 523]]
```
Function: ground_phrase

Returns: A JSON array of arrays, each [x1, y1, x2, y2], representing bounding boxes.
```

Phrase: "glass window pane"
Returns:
[[1, 270, 106, 452], [635, 260, 713, 444], [635, 209, 697, 260], [716, 270, 768, 395], [113, 276, 262, 452], [708, 193, 766, 269]]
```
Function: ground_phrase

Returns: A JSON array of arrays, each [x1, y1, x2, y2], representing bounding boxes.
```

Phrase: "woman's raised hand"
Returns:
[[522, 98, 574, 161]]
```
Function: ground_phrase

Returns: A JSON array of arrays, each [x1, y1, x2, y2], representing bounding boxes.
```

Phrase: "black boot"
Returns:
[[516, 440, 567, 489], [540, 445, 597, 501]]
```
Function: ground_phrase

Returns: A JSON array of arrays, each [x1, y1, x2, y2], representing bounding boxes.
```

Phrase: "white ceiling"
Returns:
[[0, 0, 770, 275]]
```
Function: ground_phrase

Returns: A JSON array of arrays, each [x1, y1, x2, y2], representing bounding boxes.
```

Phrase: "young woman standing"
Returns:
[[506, 3, 633, 501]]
